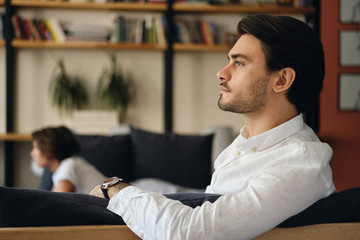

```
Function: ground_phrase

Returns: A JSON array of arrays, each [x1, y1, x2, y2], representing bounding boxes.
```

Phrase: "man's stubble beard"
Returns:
[[218, 75, 269, 114]]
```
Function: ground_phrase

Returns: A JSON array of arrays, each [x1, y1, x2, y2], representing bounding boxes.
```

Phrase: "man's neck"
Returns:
[[242, 106, 298, 138]]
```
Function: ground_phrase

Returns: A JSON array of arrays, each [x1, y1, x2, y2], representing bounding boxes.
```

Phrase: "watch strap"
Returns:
[[100, 177, 123, 199], [101, 186, 110, 199]]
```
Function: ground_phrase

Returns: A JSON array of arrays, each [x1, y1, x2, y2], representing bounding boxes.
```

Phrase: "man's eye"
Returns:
[[236, 61, 244, 66]]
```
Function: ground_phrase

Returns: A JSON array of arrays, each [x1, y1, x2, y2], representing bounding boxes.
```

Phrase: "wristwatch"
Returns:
[[101, 177, 123, 199]]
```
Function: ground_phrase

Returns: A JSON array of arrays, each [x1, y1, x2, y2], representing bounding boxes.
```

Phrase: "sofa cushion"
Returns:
[[75, 134, 133, 181], [0, 187, 219, 227], [278, 187, 360, 227], [0, 187, 125, 227], [130, 127, 213, 189], [38, 134, 133, 190]]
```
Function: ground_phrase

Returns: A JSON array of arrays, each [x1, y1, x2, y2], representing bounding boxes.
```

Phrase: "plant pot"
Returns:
[[70, 110, 118, 134]]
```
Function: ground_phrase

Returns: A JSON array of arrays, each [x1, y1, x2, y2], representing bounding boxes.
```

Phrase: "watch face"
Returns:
[[102, 177, 122, 188]]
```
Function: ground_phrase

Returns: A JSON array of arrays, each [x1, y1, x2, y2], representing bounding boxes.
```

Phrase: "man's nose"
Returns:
[[217, 66, 230, 82]]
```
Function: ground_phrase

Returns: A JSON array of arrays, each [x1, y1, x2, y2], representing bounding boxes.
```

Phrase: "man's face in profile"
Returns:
[[217, 34, 271, 115]]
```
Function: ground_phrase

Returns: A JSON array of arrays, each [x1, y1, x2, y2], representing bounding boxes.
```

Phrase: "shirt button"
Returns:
[[212, 174, 217, 181], [236, 150, 241, 156], [128, 220, 132, 226], [139, 232, 144, 238], [115, 205, 120, 211], [252, 147, 257, 152]]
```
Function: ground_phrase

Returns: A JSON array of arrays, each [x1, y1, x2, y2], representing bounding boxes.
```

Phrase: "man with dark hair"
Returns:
[[90, 15, 335, 239]]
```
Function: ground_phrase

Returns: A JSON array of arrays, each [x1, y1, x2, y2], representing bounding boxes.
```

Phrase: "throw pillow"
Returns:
[[130, 127, 213, 189], [75, 134, 133, 181]]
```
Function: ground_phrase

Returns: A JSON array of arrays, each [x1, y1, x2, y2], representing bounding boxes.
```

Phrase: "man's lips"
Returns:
[[220, 84, 230, 92]]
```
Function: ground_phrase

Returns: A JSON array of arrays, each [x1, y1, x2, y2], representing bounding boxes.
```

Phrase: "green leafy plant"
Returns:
[[49, 59, 88, 114], [97, 54, 134, 123]]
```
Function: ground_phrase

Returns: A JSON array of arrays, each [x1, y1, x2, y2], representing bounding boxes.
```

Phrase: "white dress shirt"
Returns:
[[108, 114, 336, 240]]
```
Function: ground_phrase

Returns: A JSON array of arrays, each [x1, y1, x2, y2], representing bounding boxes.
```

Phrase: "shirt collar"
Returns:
[[237, 114, 304, 152]]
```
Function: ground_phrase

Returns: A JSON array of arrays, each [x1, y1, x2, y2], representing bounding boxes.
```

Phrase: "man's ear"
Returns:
[[272, 67, 296, 93]]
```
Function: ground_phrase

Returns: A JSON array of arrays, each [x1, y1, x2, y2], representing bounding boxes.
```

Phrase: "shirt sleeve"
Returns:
[[107, 163, 333, 240], [52, 159, 78, 187]]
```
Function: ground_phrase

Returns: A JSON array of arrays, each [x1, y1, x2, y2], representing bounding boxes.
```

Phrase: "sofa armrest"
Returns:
[[0, 225, 140, 240], [256, 222, 360, 240], [1, 223, 360, 240]]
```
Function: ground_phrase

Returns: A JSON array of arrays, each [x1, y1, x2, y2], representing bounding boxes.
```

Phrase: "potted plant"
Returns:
[[96, 54, 134, 123], [49, 59, 88, 114]]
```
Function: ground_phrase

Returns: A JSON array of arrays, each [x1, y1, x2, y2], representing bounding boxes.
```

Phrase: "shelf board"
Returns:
[[0, 133, 32, 142], [12, 40, 231, 51], [173, 3, 315, 14], [11, 0, 167, 11], [173, 43, 231, 51], [12, 39, 168, 50]]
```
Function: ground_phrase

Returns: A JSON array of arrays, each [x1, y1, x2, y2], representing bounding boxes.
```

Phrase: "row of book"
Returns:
[[12, 16, 68, 42], [11, 15, 166, 44], [64, 22, 112, 42], [12, 15, 218, 45], [174, 18, 218, 45], [111, 15, 166, 44]]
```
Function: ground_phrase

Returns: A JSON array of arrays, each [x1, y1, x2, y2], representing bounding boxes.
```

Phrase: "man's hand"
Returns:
[[89, 182, 131, 199]]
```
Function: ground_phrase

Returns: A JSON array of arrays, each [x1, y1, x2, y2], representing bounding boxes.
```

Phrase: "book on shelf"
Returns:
[[62, 22, 111, 42], [112, 15, 166, 45], [33, 19, 53, 41], [45, 19, 66, 43], [175, 18, 218, 45], [12, 16, 25, 40]]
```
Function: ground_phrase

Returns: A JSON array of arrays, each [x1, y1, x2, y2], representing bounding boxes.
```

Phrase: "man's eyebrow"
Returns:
[[227, 53, 249, 60]]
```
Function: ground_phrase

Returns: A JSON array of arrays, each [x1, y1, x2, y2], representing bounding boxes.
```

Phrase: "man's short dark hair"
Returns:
[[32, 126, 80, 161], [237, 15, 325, 113]]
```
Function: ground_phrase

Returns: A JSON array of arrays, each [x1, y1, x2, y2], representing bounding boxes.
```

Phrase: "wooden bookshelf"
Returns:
[[0, 39, 5, 47], [11, 1, 167, 11], [0, 0, 5, 6], [173, 3, 315, 14], [12, 39, 168, 50], [173, 43, 231, 52], [0, 133, 32, 141]]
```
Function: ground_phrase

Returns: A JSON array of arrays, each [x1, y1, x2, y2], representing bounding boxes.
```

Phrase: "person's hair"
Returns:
[[31, 126, 80, 161], [237, 15, 325, 113]]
